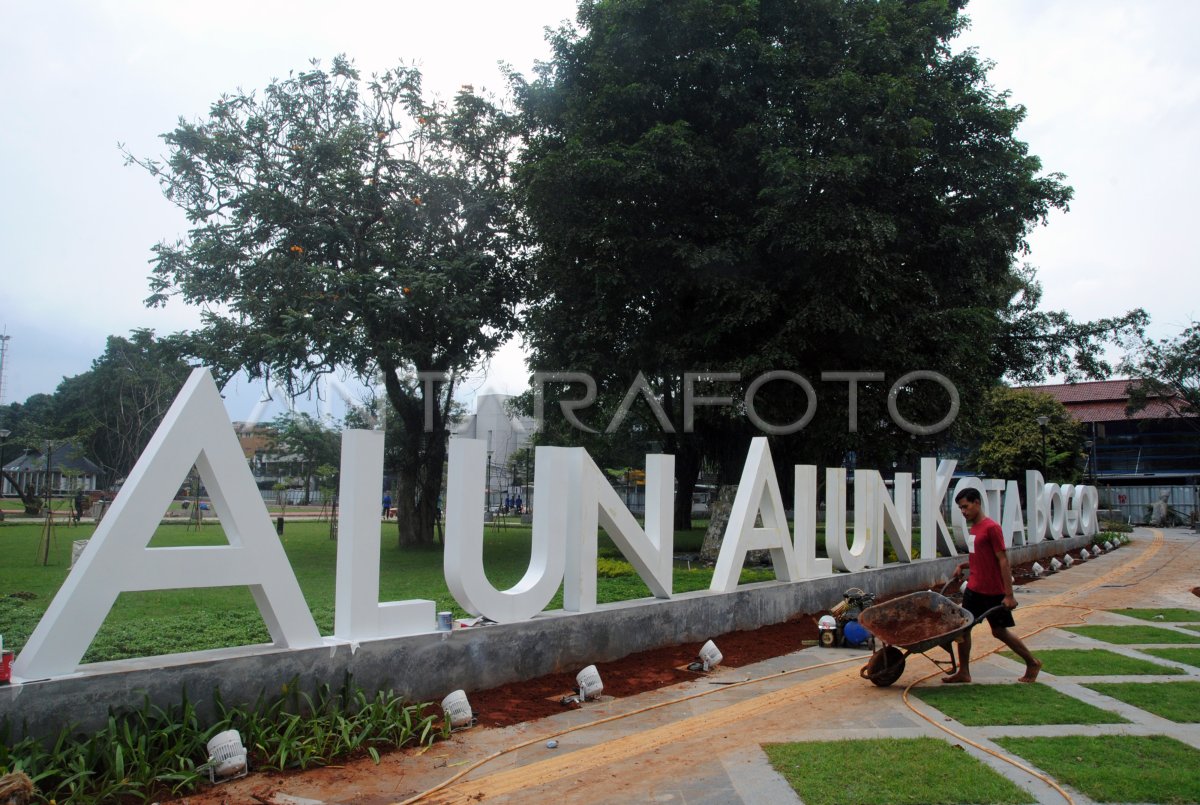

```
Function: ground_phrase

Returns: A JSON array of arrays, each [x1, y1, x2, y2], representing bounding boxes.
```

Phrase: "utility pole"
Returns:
[[0, 332, 11, 406]]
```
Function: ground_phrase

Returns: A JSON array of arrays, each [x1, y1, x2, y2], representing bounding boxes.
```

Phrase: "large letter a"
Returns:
[[13, 369, 322, 680]]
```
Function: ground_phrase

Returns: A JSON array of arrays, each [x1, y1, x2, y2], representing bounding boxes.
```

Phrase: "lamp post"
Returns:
[[1036, 415, 1050, 476]]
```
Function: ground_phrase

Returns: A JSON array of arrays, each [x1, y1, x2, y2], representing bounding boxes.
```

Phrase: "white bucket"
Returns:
[[576, 665, 603, 700], [442, 689, 473, 728]]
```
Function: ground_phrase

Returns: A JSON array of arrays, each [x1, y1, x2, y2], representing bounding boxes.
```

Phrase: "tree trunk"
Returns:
[[383, 364, 452, 548], [672, 436, 703, 531], [2, 470, 43, 515]]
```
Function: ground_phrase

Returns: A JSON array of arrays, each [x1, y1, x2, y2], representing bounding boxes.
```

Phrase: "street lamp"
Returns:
[[1036, 415, 1050, 476]]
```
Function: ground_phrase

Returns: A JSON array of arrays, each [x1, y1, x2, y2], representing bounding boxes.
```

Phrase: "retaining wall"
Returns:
[[0, 535, 1094, 740]]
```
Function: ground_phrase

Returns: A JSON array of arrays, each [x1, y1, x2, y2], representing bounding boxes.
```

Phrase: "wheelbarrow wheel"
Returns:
[[862, 646, 905, 687]]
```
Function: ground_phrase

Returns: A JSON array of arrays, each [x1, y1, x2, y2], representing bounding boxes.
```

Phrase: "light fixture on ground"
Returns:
[[206, 729, 248, 783], [1063, 553, 1075, 568], [1105, 540, 1115, 551], [1049, 557, 1064, 572], [687, 639, 723, 672], [1030, 561, 1045, 578], [576, 665, 604, 701], [1080, 548, 1091, 561], [441, 689, 474, 730], [818, 615, 838, 647]]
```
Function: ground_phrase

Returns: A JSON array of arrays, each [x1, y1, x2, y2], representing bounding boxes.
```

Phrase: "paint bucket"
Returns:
[[437, 611, 453, 631]]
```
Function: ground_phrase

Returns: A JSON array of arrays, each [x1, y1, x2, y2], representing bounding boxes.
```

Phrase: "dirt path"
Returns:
[[167, 528, 1198, 804]]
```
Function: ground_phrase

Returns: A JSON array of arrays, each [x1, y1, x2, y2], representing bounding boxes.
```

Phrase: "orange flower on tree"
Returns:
[[289, 245, 304, 254], [412, 196, 422, 206]]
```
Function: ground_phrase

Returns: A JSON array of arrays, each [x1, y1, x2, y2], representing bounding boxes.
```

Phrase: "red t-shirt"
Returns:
[[967, 517, 1007, 596]]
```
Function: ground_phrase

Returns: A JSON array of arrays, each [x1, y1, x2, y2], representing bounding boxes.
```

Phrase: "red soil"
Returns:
[[468, 615, 821, 727]]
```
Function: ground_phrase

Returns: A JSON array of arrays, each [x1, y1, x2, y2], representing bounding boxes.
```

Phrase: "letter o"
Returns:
[[888, 371, 960, 436], [745, 371, 816, 436]]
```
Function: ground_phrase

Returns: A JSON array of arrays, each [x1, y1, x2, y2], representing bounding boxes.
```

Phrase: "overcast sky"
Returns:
[[2, 0, 1197, 424]]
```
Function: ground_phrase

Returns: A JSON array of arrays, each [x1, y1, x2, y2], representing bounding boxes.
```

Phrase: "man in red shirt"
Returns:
[[942, 487, 1041, 684]]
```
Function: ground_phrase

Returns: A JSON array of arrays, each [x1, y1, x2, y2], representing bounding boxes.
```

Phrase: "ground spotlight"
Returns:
[[206, 729, 248, 783], [442, 689, 475, 730], [688, 639, 723, 672], [1049, 557, 1064, 572], [1030, 561, 1045, 578], [576, 665, 604, 700], [1080, 548, 1091, 561], [1063, 553, 1075, 568]]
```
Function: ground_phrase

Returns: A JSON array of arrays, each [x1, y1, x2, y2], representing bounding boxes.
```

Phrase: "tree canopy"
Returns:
[[128, 56, 525, 545], [512, 0, 1140, 521], [1121, 321, 1200, 430], [972, 387, 1083, 483]]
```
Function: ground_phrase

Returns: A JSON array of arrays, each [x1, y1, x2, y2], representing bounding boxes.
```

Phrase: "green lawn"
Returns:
[[1082, 681, 1200, 723], [764, 737, 1032, 805], [910, 683, 1126, 726], [1062, 625, 1200, 645], [0, 519, 776, 662], [1000, 648, 1184, 676], [1143, 647, 1200, 669], [994, 735, 1200, 804], [1109, 608, 1200, 623]]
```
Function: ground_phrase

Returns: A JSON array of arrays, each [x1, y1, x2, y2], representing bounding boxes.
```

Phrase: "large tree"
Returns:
[[1120, 321, 1200, 430], [128, 57, 524, 546], [268, 411, 340, 505], [514, 0, 1137, 525], [52, 329, 192, 486]]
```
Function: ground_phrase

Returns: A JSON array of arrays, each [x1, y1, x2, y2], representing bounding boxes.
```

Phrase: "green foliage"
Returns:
[[910, 682, 1127, 726], [595, 557, 635, 577], [0, 677, 441, 804], [1000, 648, 1183, 676], [995, 734, 1200, 804], [1120, 320, 1200, 431], [972, 386, 1084, 483], [127, 55, 525, 546], [1063, 625, 1200, 645], [512, 0, 1140, 504], [764, 737, 1031, 805], [1083, 680, 1200, 723]]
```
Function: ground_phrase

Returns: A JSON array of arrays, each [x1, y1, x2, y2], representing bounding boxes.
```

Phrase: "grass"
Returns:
[[1143, 647, 1200, 669], [0, 519, 779, 662], [1062, 624, 1200, 645], [1082, 681, 1200, 722], [994, 734, 1200, 804], [763, 737, 1032, 805], [910, 683, 1127, 726], [1109, 608, 1200, 622], [999, 648, 1184, 676]]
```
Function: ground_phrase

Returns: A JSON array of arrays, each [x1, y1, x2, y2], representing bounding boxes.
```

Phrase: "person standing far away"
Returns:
[[382, 492, 392, 518], [942, 487, 1041, 684]]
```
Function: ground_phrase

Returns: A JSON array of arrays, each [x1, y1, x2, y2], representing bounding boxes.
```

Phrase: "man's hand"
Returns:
[[1003, 594, 1018, 610]]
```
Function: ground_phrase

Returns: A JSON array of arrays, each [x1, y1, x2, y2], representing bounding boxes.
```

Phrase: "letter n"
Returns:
[[13, 369, 322, 680]]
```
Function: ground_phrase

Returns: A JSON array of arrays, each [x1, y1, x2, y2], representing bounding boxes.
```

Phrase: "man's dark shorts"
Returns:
[[963, 588, 1015, 629]]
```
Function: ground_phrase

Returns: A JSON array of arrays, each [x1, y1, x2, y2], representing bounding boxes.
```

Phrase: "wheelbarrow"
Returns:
[[856, 587, 1005, 687]]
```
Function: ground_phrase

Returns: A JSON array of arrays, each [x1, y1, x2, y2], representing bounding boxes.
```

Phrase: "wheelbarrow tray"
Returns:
[[858, 591, 973, 654]]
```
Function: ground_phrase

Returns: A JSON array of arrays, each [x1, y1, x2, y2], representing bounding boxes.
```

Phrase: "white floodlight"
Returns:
[[1063, 553, 1075, 568], [1030, 562, 1045, 578], [441, 689, 474, 730], [1105, 540, 1115, 551], [576, 665, 604, 700], [698, 639, 724, 671], [206, 729, 248, 783], [1049, 557, 1064, 572], [1080, 548, 1091, 561]]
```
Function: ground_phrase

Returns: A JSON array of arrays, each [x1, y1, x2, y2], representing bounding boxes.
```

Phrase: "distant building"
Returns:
[[1, 442, 101, 497], [1024, 379, 1200, 523], [452, 393, 535, 510]]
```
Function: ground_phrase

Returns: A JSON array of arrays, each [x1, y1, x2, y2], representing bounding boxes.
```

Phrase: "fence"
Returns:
[[1097, 484, 1200, 526]]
